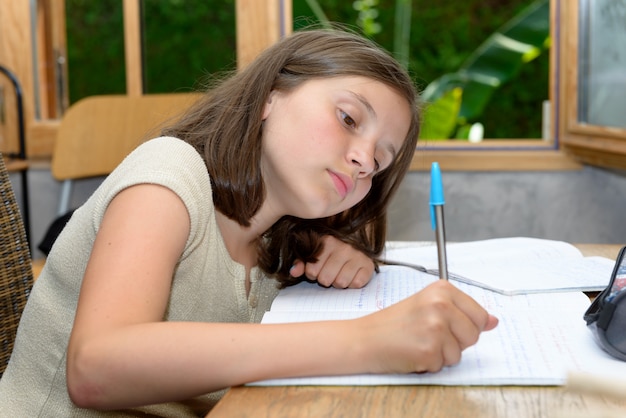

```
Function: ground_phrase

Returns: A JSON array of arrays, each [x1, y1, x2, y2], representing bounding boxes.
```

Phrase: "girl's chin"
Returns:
[[296, 194, 353, 219], [297, 206, 338, 220]]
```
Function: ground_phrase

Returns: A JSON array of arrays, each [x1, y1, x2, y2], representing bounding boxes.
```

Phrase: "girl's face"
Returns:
[[260, 75, 411, 220]]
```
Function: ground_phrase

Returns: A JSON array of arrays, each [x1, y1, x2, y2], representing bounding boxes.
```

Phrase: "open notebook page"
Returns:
[[383, 237, 615, 295], [250, 266, 626, 386]]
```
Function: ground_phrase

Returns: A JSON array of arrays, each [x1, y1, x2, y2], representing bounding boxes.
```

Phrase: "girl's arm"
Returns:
[[66, 184, 497, 410]]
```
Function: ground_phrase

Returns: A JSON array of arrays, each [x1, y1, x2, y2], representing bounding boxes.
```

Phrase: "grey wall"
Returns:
[[10, 164, 626, 260], [388, 165, 626, 244]]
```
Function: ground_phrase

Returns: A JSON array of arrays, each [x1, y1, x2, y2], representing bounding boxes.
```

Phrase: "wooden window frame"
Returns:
[[6, 0, 622, 172], [232, 0, 583, 172], [556, 0, 626, 170], [411, 0, 580, 172]]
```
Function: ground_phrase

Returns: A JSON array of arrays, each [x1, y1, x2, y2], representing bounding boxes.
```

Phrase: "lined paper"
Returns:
[[250, 265, 626, 387]]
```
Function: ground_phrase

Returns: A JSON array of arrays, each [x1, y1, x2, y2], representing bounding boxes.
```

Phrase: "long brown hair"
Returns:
[[164, 27, 421, 287]]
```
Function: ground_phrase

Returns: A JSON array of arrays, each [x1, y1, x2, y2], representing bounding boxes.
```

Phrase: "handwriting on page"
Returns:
[[258, 302, 625, 386], [257, 303, 591, 386], [271, 265, 590, 315], [255, 261, 626, 387], [270, 267, 435, 313]]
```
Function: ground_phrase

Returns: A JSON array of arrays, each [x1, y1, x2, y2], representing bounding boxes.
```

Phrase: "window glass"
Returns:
[[141, 0, 236, 93], [577, 0, 626, 129], [66, 0, 126, 103], [293, 0, 550, 140], [66, 0, 236, 103]]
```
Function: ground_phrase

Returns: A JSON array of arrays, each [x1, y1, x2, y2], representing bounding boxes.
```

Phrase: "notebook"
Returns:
[[382, 237, 615, 295], [249, 263, 626, 387]]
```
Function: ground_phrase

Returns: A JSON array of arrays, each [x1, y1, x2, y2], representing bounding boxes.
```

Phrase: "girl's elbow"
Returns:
[[67, 377, 101, 409], [66, 345, 109, 409]]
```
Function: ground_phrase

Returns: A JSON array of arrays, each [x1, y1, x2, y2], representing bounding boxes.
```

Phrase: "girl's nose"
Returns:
[[348, 141, 376, 177]]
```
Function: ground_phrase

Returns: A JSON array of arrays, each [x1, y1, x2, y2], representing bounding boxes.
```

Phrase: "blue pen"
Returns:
[[430, 162, 449, 280]]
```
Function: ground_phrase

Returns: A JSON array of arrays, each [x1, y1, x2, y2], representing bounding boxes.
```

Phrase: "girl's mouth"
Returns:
[[329, 170, 353, 199]]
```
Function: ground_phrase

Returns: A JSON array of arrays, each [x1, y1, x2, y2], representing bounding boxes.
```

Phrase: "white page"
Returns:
[[254, 307, 626, 386], [383, 237, 614, 295], [253, 310, 585, 386], [269, 266, 590, 314], [251, 267, 626, 387]]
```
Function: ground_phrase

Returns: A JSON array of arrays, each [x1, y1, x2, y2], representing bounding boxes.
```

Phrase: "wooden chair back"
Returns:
[[51, 93, 202, 215], [52, 93, 202, 181]]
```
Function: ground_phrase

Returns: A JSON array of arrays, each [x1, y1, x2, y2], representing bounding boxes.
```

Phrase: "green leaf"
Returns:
[[421, 0, 549, 133], [455, 124, 472, 140], [419, 87, 463, 140]]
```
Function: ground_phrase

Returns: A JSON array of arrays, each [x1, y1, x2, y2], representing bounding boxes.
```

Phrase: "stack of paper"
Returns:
[[250, 238, 626, 387]]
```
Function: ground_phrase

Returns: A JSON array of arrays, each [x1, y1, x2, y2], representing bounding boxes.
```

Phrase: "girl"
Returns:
[[0, 28, 497, 417]]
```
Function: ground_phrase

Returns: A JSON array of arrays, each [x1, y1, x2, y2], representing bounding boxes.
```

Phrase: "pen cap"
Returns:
[[429, 162, 445, 230], [430, 162, 445, 205]]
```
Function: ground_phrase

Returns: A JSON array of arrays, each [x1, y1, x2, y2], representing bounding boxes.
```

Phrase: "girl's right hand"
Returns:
[[357, 280, 498, 374]]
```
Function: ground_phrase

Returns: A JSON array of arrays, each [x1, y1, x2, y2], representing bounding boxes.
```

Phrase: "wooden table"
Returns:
[[207, 244, 626, 418]]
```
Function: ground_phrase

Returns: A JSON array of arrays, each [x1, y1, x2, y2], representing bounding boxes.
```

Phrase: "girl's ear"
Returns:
[[262, 90, 277, 121]]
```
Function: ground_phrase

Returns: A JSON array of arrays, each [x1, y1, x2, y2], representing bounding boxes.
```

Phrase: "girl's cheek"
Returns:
[[355, 182, 373, 203]]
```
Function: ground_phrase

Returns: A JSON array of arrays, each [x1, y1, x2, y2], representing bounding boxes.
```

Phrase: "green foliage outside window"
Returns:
[[66, 0, 548, 138]]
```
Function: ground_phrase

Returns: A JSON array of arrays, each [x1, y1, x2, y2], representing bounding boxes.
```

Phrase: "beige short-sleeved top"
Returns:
[[0, 137, 280, 417]]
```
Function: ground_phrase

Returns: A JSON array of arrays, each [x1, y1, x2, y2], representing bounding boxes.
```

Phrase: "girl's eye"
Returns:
[[340, 111, 356, 128]]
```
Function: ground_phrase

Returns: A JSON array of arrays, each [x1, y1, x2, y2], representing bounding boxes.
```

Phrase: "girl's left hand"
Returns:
[[289, 235, 375, 289]]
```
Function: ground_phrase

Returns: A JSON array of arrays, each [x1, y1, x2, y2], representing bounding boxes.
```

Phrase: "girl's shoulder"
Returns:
[[120, 136, 206, 178], [135, 135, 196, 157], [120, 134, 209, 191], [88, 135, 213, 254]]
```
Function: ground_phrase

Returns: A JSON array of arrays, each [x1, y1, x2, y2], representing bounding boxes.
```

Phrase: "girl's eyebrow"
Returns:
[[346, 90, 398, 160], [347, 91, 377, 121]]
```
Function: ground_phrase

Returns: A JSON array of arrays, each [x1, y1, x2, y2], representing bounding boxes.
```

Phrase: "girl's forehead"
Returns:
[[290, 76, 404, 101]]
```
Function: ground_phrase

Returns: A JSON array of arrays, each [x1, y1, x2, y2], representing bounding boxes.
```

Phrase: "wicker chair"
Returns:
[[0, 155, 33, 377]]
